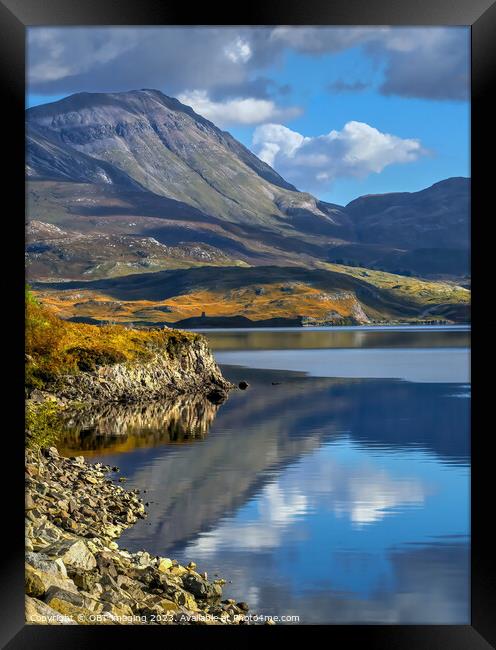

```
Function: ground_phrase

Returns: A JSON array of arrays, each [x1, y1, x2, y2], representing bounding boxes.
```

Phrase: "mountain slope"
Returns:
[[346, 177, 470, 250], [27, 90, 343, 234], [27, 123, 144, 189], [33, 265, 470, 326], [26, 89, 470, 280]]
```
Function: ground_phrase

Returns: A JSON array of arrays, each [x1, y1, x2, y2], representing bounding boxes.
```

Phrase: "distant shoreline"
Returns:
[[67, 314, 471, 331], [191, 323, 471, 332]]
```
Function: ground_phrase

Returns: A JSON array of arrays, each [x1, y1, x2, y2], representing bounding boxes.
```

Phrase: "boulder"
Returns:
[[158, 598, 180, 613], [182, 573, 222, 600], [44, 539, 97, 571], [182, 573, 209, 599], [206, 387, 228, 405], [136, 551, 152, 566], [161, 583, 199, 611], [25, 552, 68, 577], [25, 595, 76, 625], [25, 563, 77, 598], [45, 586, 103, 615], [45, 598, 101, 625], [157, 558, 173, 573], [116, 575, 146, 602], [67, 567, 103, 594]]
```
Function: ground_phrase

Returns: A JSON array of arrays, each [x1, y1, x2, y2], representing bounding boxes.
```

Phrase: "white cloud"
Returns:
[[224, 37, 252, 63], [186, 481, 309, 555], [177, 89, 302, 127], [28, 27, 469, 103], [252, 121, 425, 188], [29, 27, 138, 84], [184, 444, 429, 559], [343, 474, 425, 526], [252, 123, 305, 166]]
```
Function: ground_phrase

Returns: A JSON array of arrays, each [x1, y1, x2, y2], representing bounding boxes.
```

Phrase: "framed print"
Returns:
[[0, 0, 494, 646]]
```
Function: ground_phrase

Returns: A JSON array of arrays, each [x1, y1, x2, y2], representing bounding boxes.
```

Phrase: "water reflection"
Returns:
[[181, 437, 468, 623], [57, 394, 219, 457], [216, 348, 470, 383], [56, 329, 470, 624], [212, 540, 469, 624], [199, 326, 470, 351]]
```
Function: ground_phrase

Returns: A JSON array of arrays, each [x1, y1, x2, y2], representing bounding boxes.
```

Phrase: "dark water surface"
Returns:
[[57, 327, 470, 624]]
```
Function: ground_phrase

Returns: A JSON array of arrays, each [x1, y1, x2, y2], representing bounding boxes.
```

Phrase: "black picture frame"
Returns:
[[1, 0, 493, 646]]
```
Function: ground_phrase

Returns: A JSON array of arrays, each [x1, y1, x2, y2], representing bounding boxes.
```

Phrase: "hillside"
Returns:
[[26, 90, 470, 280], [33, 265, 470, 326], [26, 220, 248, 280], [346, 177, 469, 249], [25, 288, 198, 390], [27, 90, 348, 242]]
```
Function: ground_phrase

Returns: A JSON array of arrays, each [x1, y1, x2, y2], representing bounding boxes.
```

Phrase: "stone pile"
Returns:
[[25, 447, 255, 625]]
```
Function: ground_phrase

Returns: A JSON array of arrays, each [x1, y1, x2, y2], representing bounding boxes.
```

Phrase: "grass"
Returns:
[[320, 263, 470, 306], [25, 400, 65, 449], [25, 287, 200, 390], [33, 284, 366, 325], [32, 262, 471, 326]]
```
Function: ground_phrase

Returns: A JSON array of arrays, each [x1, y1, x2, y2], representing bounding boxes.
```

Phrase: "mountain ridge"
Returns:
[[26, 89, 470, 281], [29, 89, 300, 194]]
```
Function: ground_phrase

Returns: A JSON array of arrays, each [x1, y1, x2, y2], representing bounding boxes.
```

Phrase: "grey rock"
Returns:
[[25, 552, 68, 577], [44, 586, 86, 608], [44, 539, 97, 571], [206, 387, 228, 405], [25, 444, 256, 626], [25, 595, 77, 625], [25, 563, 78, 598]]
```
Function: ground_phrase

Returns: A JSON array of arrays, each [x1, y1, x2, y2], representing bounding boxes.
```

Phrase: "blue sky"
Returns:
[[27, 27, 470, 206]]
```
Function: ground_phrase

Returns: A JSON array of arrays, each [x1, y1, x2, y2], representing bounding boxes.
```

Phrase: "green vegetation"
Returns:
[[25, 288, 199, 390], [321, 263, 470, 306], [25, 400, 64, 449], [34, 262, 471, 327]]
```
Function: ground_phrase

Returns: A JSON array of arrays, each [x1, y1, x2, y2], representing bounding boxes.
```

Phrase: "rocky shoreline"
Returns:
[[30, 336, 232, 406], [25, 447, 263, 625]]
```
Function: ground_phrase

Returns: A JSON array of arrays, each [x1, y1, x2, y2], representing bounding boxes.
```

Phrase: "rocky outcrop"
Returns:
[[25, 447, 259, 625], [349, 299, 370, 324], [31, 336, 232, 405]]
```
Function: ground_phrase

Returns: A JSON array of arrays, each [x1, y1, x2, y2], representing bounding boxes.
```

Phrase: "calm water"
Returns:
[[57, 326, 470, 624]]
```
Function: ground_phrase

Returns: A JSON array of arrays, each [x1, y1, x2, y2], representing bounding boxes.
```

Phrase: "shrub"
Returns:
[[67, 347, 127, 372], [25, 288, 200, 390], [25, 401, 63, 449]]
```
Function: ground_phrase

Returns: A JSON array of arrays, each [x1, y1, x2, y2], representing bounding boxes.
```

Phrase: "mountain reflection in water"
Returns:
[[56, 328, 470, 624]]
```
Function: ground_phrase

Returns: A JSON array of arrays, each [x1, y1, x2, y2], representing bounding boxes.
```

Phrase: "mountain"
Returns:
[[26, 90, 469, 280], [27, 90, 350, 248], [346, 177, 470, 250], [25, 90, 470, 323], [319, 179, 470, 279]]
